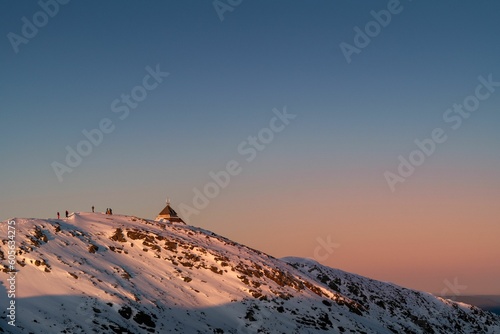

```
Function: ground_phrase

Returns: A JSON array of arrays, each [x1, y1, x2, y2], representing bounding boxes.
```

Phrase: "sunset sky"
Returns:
[[1, 1, 499, 295]]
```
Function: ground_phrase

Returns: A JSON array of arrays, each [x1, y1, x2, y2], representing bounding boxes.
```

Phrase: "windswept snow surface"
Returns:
[[0, 213, 499, 333]]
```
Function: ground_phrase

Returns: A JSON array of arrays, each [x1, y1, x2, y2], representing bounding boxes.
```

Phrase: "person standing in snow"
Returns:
[[57, 212, 60, 219], [65, 210, 69, 218], [92, 206, 94, 213]]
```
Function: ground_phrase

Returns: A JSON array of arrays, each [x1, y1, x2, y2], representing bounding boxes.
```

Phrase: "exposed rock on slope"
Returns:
[[0, 213, 499, 333]]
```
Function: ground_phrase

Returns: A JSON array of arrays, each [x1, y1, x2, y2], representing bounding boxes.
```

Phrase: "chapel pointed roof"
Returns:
[[156, 198, 185, 223]]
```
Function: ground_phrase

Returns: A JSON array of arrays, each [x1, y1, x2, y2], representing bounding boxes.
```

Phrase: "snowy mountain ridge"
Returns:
[[1, 213, 499, 333]]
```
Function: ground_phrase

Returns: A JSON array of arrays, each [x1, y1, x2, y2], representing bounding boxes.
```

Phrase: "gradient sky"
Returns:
[[1, 1, 499, 295]]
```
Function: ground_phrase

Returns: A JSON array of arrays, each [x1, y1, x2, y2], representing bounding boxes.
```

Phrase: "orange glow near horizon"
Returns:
[[195, 167, 500, 295]]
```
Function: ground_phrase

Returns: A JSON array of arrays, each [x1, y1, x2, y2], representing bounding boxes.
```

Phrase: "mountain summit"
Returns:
[[1, 213, 499, 333]]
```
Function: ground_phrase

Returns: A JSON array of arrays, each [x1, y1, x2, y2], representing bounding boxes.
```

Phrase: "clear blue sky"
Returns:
[[1, 1, 500, 293]]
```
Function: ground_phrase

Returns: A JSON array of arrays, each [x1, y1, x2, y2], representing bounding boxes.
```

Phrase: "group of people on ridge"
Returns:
[[56, 206, 112, 219], [56, 211, 69, 219]]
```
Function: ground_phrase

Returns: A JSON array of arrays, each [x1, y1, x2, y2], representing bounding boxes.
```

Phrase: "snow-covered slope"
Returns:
[[0, 213, 499, 333]]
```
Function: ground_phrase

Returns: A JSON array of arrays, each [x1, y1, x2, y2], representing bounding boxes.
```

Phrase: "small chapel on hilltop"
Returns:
[[155, 198, 185, 224]]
